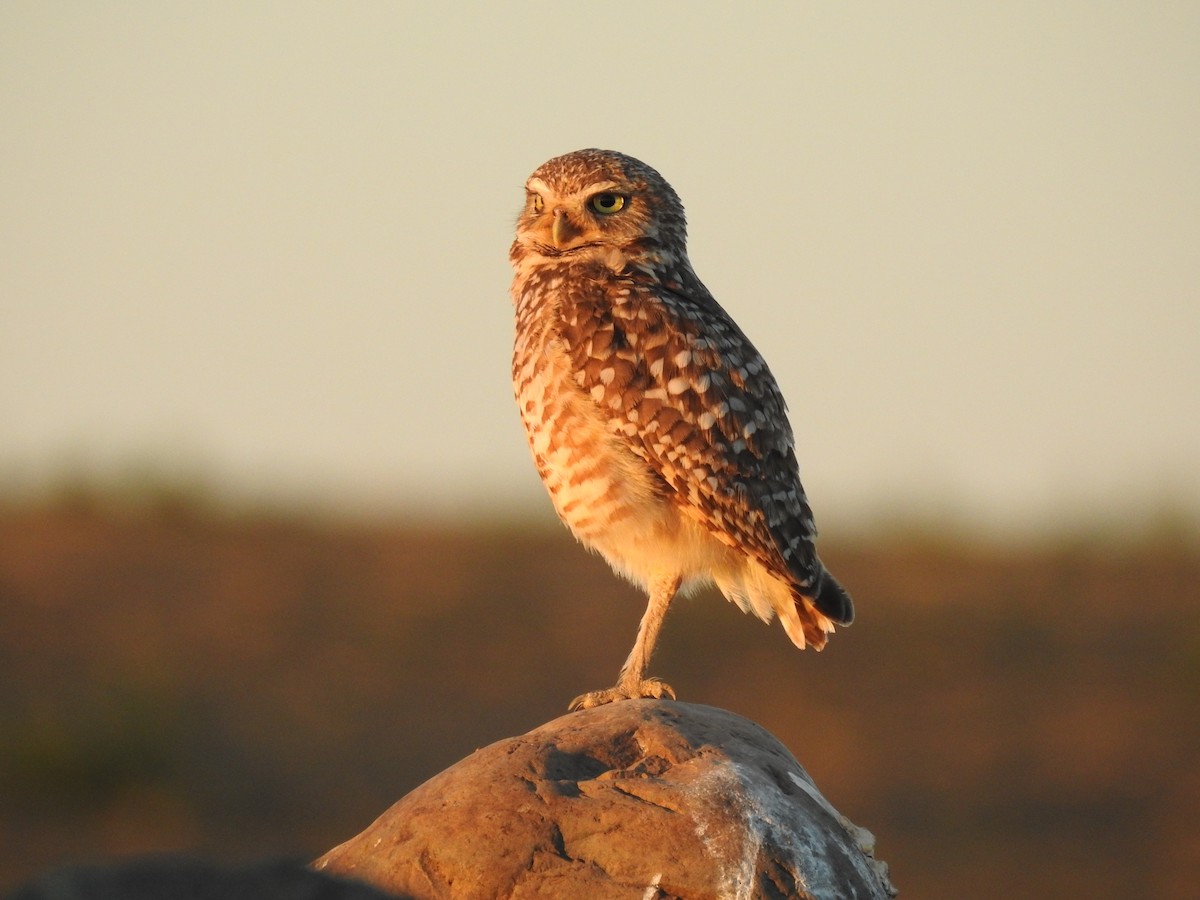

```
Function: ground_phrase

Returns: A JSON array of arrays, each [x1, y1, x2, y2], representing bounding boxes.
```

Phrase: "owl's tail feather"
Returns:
[[715, 560, 853, 651], [813, 570, 854, 625], [779, 594, 835, 651], [780, 569, 853, 652]]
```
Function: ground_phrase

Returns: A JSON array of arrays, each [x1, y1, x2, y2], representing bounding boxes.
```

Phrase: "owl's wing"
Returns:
[[559, 274, 826, 599]]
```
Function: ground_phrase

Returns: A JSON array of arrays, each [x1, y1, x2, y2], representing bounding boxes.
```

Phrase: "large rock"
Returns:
[[314, 700, 895, 899]]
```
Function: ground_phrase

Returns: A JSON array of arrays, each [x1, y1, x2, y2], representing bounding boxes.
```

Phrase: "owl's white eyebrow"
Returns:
[[525, 178, 626, 197]]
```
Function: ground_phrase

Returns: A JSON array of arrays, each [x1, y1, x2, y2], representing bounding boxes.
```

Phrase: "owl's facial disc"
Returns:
[[522, 176, 637, 255]]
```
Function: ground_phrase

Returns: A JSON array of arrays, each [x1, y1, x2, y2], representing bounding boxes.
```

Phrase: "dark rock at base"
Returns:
[[314, 700, 895, 899], [6, 857, 400, 900]]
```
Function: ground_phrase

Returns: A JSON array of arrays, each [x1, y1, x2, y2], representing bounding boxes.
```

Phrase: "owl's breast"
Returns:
[[513, 302, 666, 543]]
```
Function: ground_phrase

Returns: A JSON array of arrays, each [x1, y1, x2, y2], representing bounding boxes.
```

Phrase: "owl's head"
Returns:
[[514, 149, 688, 266]]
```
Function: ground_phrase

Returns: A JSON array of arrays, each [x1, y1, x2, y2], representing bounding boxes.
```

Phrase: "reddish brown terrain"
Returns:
[[1, 497, 1196, 898]]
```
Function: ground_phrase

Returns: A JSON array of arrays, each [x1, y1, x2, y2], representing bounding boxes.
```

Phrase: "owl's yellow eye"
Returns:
[[590, 193, 626, 215], [530, 194, 544, 213]]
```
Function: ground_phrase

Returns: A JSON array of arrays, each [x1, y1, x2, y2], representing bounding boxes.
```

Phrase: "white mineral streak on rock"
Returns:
[[687, 764, 759, 900]]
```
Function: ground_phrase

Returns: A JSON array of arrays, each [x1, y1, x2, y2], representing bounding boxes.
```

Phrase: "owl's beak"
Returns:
[[551, 208, 582, 248]]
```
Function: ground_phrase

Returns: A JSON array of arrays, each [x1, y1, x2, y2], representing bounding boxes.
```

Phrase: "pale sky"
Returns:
[[2, 2, 1198, 535]]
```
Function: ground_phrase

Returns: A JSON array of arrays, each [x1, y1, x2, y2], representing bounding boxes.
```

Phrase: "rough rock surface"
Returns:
[[314, 700, 895, 899]]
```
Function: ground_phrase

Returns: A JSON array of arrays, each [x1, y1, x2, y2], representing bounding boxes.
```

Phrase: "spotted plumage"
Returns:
[[510, 149, 852, 709]]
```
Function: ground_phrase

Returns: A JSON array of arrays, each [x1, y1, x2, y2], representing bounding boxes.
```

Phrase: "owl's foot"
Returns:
[[568, 677, 676, 711]]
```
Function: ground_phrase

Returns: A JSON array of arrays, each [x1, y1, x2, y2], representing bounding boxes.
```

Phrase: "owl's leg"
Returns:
[[570, 573, 681, 711], [618, 572, 682, 692]]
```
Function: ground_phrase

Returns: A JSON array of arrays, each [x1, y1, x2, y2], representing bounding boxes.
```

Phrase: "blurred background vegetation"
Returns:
[[1, 483, 1196, 899]]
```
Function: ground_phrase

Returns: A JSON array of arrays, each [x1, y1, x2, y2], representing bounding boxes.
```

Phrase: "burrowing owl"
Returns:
[[511, 149, 853, 710]]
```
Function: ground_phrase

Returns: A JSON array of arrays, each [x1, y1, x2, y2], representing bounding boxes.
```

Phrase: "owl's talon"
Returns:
[[569, 678, 676, 711]]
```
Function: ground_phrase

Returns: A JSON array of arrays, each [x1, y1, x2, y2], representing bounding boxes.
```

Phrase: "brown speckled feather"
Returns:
[[557, 263, 823, 595], [510, 149, 852, 707]]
